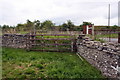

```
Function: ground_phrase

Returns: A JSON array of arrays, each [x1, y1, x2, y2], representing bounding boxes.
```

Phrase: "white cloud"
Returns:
[[0, 0, 119, 26]]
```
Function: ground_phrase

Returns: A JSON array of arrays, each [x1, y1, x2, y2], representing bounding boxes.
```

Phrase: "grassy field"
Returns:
[[86, 33, 118, 43], [36, 35, 73, 39], [2, 47, 104, 79], [95, 33, 118, 38]]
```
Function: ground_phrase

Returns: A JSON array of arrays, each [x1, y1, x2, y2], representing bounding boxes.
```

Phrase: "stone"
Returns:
[[77, 37, 120, 78]]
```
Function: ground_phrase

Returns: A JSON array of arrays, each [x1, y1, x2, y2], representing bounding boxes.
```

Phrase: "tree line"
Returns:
[[1, 20, 84, 34], [0, 20, 119, 34]]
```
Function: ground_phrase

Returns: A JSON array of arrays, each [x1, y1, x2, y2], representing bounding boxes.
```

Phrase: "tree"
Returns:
[[75, 26, 83, 31], [59, 20, 75, 31], [83, 22, 92, 25], [111, 25, 118, 30], [2, 25, 10, 33], [41, 20, 55, 30], [60, 23, 68, 31], [16, 24, 24, 32], [67, 20, 75, 31], [79, 22, 92, 31], [34, 20, 41, 29], [25, 19, 34, 32], [80, 22, 92, 26]]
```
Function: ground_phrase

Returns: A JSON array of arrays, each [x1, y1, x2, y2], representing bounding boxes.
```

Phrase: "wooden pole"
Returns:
[[118, 32, 120, 43], [108, 4, 111, 42], [73, 39, 77, 52], [92, 24, 94, 40]]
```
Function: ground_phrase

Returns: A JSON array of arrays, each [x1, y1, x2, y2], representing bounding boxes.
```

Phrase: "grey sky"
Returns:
[[0, 0, 119, 26]]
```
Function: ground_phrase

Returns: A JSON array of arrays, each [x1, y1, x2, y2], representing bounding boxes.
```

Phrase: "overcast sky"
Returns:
[[0, 0, 119, 26]]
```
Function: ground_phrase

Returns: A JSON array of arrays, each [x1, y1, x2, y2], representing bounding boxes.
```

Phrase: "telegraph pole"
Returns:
[[118, 1, 120, 27], [108, 4, 111, 42]]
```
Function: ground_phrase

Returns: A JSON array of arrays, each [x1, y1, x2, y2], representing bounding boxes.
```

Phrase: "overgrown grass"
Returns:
[[2, 47, 104, 79]]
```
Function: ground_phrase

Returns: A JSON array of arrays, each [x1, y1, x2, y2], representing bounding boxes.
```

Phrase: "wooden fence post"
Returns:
[[30, 35, 36, 50], [73, 39, 77, 52], [71, 41, 73, 52], [55, 40, 58, 51], [26, 34, 30, 51], [118, 32, 120, 43]]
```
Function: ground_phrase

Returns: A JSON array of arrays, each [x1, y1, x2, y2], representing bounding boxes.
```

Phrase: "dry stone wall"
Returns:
[[2, 34, 29, 48], [77, 36, 120, 78]]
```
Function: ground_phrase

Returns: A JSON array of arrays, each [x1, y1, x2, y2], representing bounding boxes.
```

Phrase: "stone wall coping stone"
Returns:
[[79, 37, 120, 56]]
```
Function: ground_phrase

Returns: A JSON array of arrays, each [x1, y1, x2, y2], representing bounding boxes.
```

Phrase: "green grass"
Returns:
[[94, 38, 105, 43], [95, 33, 118, 38], [86, 34, 105, 43], [94, 34, 118, 43], [86, 34, 118, 43], [32, 45, 71, 50], [17, 31, 29, 34], [2, 47, 104, 79], [36, 35, 73, 39]]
